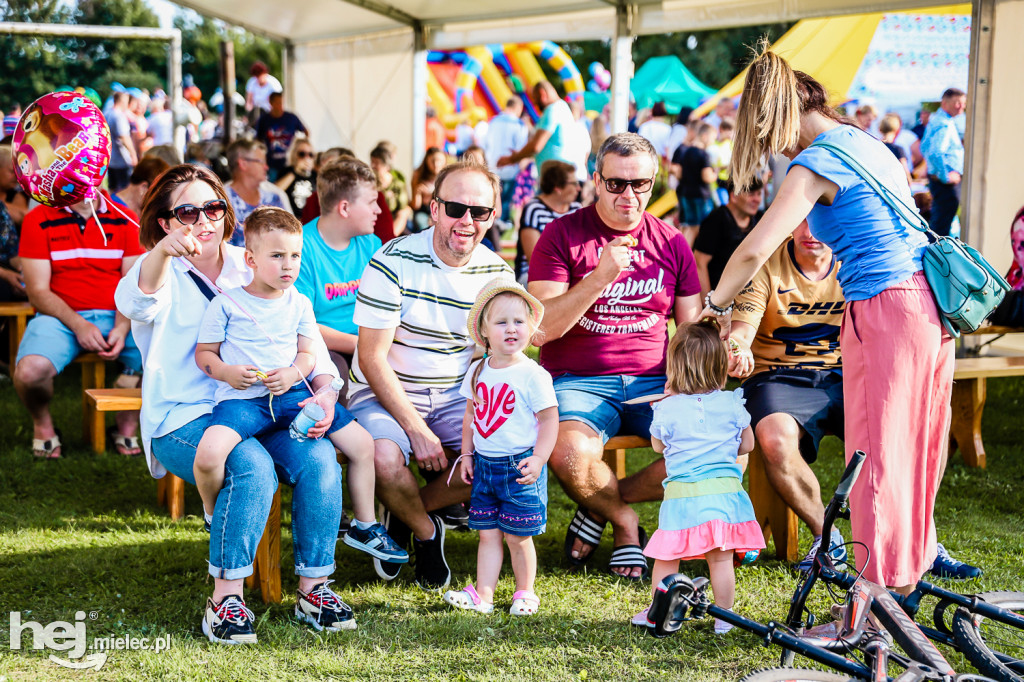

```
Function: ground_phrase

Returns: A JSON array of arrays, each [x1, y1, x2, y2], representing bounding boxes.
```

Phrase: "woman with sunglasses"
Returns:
[[275, 136, 317, 218], [115, 165, 349, 644], [702, 47, 960, 592]]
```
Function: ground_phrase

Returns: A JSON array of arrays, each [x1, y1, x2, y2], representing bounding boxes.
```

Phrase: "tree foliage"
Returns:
[[1, 0, 167, 106], [175, 11, 282, 105], [0, 0, 280, 112]]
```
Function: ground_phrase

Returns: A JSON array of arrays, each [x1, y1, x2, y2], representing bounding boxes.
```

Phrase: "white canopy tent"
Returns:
[[146, 0, 1024, 274]]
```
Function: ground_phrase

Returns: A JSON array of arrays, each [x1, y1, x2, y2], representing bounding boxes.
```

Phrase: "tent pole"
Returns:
[[412, 23, 428, 171], [610, 3, 635, 134], [169, 30, 185, 158], [963, 0, 994, 249]]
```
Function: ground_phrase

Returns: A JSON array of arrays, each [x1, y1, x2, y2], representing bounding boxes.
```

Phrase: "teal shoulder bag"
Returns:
[[810, 140, 1008, 337]]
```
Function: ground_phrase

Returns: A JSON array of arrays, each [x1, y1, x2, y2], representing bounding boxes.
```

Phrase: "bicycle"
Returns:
[[643, 450, 1024, 681]]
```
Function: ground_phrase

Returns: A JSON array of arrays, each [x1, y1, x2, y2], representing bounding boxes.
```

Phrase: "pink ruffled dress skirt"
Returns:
[[644, 477, 765, 561]]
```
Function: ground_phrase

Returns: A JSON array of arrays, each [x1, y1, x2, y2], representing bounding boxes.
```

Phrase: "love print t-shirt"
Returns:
[[458, 356, 558, 458], [528, 205, 700, 377]]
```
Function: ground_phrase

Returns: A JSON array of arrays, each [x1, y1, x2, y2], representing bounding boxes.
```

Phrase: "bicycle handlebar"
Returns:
[[834, 449, 866, 501]]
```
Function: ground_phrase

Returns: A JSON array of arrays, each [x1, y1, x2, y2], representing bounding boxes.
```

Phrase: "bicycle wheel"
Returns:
[[738, 668, 866, 681], [950, 591, 1024, 682]]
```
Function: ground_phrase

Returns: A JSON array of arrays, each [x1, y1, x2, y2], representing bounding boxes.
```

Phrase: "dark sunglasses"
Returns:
[[162, 199, 228, 225], [599, 175, 654, 194], [435, 198, 494, 221], [297, 151, 315, 159]]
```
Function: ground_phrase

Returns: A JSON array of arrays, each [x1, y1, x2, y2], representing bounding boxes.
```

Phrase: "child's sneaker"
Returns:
[[373, 506, 410, 581], [344, 521, 410, 563], [443, 584, 494, 614], [797, 528, 847, 572], [295, 580, 356, 631], [714, 616, 734, 635], [201, 594, 257, 645], [509, 590, 540, 616], [630, 607, 652, 627]]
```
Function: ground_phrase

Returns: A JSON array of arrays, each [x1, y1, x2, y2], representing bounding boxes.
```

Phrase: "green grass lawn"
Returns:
[[0, 370, 1022, 681]]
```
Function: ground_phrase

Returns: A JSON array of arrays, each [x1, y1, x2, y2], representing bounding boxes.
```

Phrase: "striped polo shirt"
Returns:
[[351, 228, 512, 393], [18, 197, 142, 311]]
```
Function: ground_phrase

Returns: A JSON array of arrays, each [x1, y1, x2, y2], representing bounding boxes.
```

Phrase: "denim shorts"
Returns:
[[468, 450, 548, 536], [209, 385, 356, 441], [679, 196, 714, 226], [743, 367, 844, 464], [553, 373, 667, 443], [16, 311, 142, 373]]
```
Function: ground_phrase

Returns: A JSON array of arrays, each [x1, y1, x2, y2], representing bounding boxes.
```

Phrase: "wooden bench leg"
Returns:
[[601, 447, 627, 480], [246, 486, 282, 604], [747, 445, 800, 562], [8, 314, 29, 371], [950, 377, 986, 468], [81, 360, 107, 453], [157, 474, 186, 520]]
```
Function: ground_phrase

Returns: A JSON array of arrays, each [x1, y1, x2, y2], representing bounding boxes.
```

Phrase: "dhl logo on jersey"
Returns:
[[782, 300, 845, 316]]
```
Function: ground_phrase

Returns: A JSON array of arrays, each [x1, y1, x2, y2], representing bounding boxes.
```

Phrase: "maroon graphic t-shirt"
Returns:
[[528, 205, 700, 377]]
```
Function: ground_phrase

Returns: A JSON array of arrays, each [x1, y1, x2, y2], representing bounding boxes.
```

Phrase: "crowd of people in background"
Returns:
[[1, 54, 989, 648]]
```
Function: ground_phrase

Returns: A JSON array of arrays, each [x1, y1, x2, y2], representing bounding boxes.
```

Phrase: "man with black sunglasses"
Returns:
[[347, 162, 513, 589], [528, 133, 702, 580]]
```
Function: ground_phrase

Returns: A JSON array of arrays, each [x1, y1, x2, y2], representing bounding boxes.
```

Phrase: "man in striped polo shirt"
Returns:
[[348, 162, 513, 589], [14, 194, 144, 458]]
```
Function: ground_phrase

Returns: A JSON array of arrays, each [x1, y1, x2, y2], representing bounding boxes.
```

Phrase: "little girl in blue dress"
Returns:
[[633, 320, 765, 634]]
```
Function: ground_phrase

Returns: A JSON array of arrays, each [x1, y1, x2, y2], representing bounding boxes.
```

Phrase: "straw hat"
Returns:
[[467, 278, 545, 348]]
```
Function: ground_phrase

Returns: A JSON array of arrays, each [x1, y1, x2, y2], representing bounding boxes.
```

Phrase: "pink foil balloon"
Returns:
[[12, 91, 112, 208]]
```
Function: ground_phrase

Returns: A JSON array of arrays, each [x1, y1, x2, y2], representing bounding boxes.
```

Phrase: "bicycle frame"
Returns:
[[647, 450, 1023, 681], [789, 451, 1024, 672]]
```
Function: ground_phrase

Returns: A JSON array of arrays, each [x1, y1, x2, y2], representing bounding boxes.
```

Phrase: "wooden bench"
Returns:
[[750, 354, 1024, 561], [156, 473, 283, 603], [602, 435, 651, 479], [83, 387, 142, 454], [0, 301, 34, 371]]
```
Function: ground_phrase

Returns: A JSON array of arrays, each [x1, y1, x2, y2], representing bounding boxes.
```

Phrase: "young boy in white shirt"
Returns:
[[194, 207, 407, 574]]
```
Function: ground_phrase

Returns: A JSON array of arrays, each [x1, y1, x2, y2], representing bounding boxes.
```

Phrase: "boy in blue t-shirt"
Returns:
[[295, 158, 382, 388]]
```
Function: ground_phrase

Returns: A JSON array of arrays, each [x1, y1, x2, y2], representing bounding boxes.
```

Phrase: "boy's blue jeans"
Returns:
[[152, 413, 343, 580]]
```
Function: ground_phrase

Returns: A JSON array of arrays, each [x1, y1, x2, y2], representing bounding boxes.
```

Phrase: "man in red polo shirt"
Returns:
[[14, 194, 144, 458]]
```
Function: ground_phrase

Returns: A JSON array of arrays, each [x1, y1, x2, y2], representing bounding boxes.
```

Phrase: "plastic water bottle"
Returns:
[[289, 377, 345, 441]]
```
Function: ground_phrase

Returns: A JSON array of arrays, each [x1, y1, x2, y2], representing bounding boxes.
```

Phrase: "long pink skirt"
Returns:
[[840, 272, 954, 586]]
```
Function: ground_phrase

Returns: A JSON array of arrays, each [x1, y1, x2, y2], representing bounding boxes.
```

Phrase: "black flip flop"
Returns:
[[608, 527, 650, 581], [564, 506, 606, 566]]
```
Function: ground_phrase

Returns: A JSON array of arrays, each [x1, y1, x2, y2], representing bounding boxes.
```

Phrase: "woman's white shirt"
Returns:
[[115, 244, 338, 477]]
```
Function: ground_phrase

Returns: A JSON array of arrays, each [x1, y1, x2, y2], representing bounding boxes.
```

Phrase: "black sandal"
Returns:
[[608, 527, 649, 581], [564, 506, 606, 566]]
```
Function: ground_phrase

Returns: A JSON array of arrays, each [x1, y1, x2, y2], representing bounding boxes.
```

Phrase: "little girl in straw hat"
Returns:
[[443, 278, 558, 616]]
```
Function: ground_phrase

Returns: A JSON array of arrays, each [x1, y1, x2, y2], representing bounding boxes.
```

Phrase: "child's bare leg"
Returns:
[[650, 559, 680, 598], [476, 529, 504, 604], [195, 426, 242, 516], [504, 533, 537, 594], [705, 548, 736, 609], [329, 422, 376, 523]]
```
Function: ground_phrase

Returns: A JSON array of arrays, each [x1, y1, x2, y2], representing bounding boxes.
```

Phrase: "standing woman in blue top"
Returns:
[[700, 47, 954, 594]]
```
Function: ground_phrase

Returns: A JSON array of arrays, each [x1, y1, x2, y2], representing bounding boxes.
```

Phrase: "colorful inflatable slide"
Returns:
[[427, 42, 586, 131]]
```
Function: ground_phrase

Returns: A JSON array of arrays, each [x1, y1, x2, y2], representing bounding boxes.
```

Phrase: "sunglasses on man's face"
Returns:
[[163, 199, 228, 225], [599, 175, 655, 194], [435, 197, 495, 221], [297, 151, 315, 159]]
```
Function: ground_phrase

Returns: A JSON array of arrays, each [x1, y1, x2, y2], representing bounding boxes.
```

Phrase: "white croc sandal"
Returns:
[[509, 590, 540, 616], [443, 584, 494, 614]]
